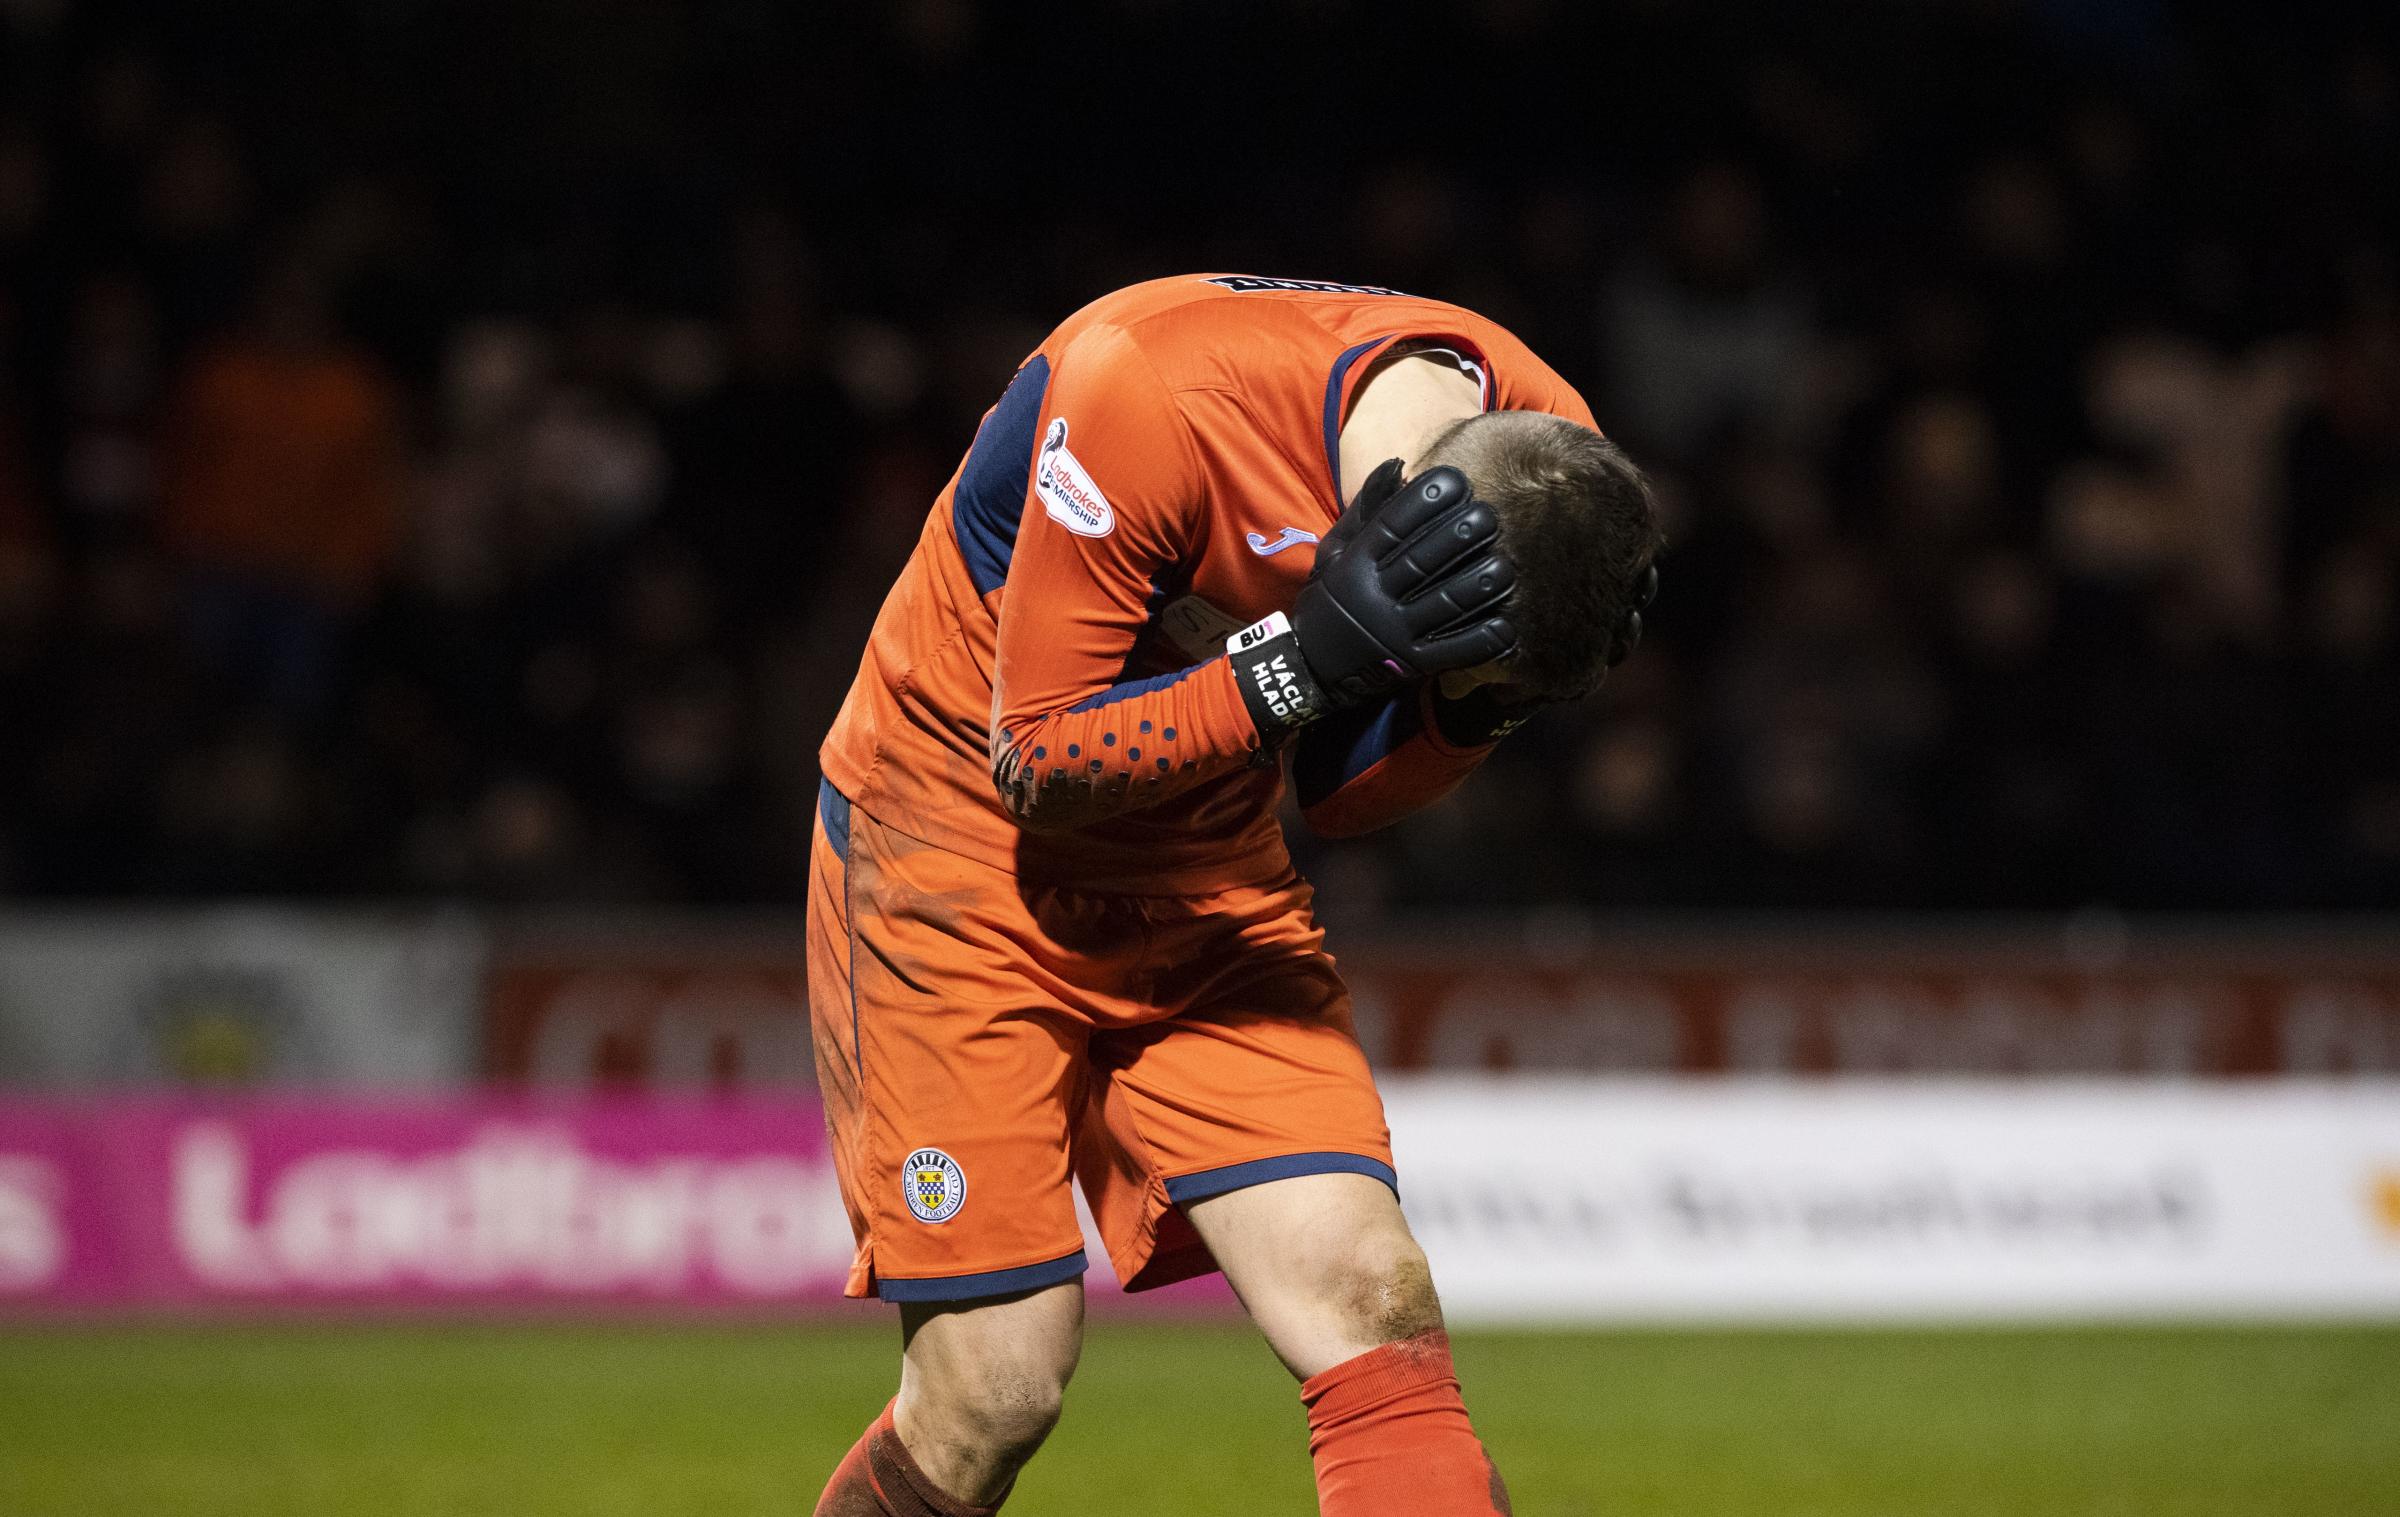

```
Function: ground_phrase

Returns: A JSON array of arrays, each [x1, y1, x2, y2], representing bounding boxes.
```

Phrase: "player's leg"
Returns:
[[1073, 872, 1508, 1515], [1184, 1173, 1510, 1515], [1181, 1170, 1439, 1378], [898, 1284, 1085, 1496], [815, 1281, 1084, 1516], [807, 784, 1097, 1515]]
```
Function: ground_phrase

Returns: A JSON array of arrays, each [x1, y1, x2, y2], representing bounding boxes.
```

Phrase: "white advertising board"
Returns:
[[0, 911, 482, 1087], [1384, 1080, 2400, 1322]]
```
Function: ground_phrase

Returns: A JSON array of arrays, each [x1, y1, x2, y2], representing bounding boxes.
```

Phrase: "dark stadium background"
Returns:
[[1, 0, 2391, 914], [1, 5, 2396, 1516]]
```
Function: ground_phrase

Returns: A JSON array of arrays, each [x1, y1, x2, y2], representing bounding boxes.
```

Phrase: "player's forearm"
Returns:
[[990, 656, 1266, 832]]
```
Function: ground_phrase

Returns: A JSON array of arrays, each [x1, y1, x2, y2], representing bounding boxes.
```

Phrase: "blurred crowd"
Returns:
[[0, 1, 2394, 913]]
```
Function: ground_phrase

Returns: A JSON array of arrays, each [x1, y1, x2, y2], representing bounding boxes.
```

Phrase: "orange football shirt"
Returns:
[[818, 274, 1597, 894]]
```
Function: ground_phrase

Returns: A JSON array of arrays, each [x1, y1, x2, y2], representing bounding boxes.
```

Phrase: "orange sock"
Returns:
[[812, 1400, 1005, 1517], [1301, 1330, 1510, 1516]]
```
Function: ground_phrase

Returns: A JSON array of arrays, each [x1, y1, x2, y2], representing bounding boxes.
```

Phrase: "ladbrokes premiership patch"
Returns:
[[903, 1147, 966, 1224], [1035, 418, 1114, 537]]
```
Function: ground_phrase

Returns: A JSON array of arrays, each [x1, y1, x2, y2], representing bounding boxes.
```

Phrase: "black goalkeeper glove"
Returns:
[[1227, 458, 1518, 737]]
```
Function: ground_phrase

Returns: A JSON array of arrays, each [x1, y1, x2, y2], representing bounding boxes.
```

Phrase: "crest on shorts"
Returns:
[[903, 1147, 967, 1224]]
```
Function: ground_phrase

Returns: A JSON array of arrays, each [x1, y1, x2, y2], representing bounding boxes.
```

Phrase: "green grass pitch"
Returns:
[[3, 1321, 2396, 1515]]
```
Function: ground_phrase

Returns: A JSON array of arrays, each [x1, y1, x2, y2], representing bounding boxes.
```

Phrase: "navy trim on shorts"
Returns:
[[818, 777, 859, 1072], [1164, 1152, 1400, 1206], [874, 1248, 1090, 1303], [816, 776, 852, 858]]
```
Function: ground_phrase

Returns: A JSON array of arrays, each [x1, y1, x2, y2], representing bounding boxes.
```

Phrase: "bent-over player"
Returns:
[[809, 274, 1661, 1516]]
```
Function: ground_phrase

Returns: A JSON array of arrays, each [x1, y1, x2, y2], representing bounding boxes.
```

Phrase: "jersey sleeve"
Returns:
[[986, 326, 1268, 833], [1290, 681, 1530, 838]]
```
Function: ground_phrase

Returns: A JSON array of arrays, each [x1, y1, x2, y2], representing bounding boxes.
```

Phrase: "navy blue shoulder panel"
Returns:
[[952, 355, 1052, 596]]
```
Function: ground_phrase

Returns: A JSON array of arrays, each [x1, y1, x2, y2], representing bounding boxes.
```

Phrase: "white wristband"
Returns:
[[1225, 610, 1293, 655]]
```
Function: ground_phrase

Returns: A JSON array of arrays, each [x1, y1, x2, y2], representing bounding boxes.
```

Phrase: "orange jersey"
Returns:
[[818, 275, 1597, 893]]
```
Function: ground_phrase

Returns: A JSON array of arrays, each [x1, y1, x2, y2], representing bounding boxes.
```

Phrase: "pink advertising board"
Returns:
[[0, 1097, 1220, 1313]]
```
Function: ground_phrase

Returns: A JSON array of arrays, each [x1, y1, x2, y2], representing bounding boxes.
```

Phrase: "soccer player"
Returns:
[[808, 274, 1660, 1516]]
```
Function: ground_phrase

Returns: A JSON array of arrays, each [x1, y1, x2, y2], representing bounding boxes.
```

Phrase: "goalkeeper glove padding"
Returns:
[[1228, 458, 1517, 737]]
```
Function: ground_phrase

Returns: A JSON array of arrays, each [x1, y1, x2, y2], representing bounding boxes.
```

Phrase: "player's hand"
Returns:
[[1225, 459, 1518, 733], [1427, 560, 1656, 744]]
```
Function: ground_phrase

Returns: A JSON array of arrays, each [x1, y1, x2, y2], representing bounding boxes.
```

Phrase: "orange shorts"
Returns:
[[806, 779, 1393, 1302]]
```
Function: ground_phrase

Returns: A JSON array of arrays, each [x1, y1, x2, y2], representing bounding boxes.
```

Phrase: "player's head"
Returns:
[[1417, 410, 1664, 698]]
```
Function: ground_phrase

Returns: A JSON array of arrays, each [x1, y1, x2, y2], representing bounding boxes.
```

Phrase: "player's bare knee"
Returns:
[[957, 1368, 1065, 1464], [915, 1358, 1066, 1465], [1328, 1228, 1445, 1346]]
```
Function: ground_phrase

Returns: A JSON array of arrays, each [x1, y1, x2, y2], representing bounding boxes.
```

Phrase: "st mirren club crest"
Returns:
[[903, 1147, 966, 1224]]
